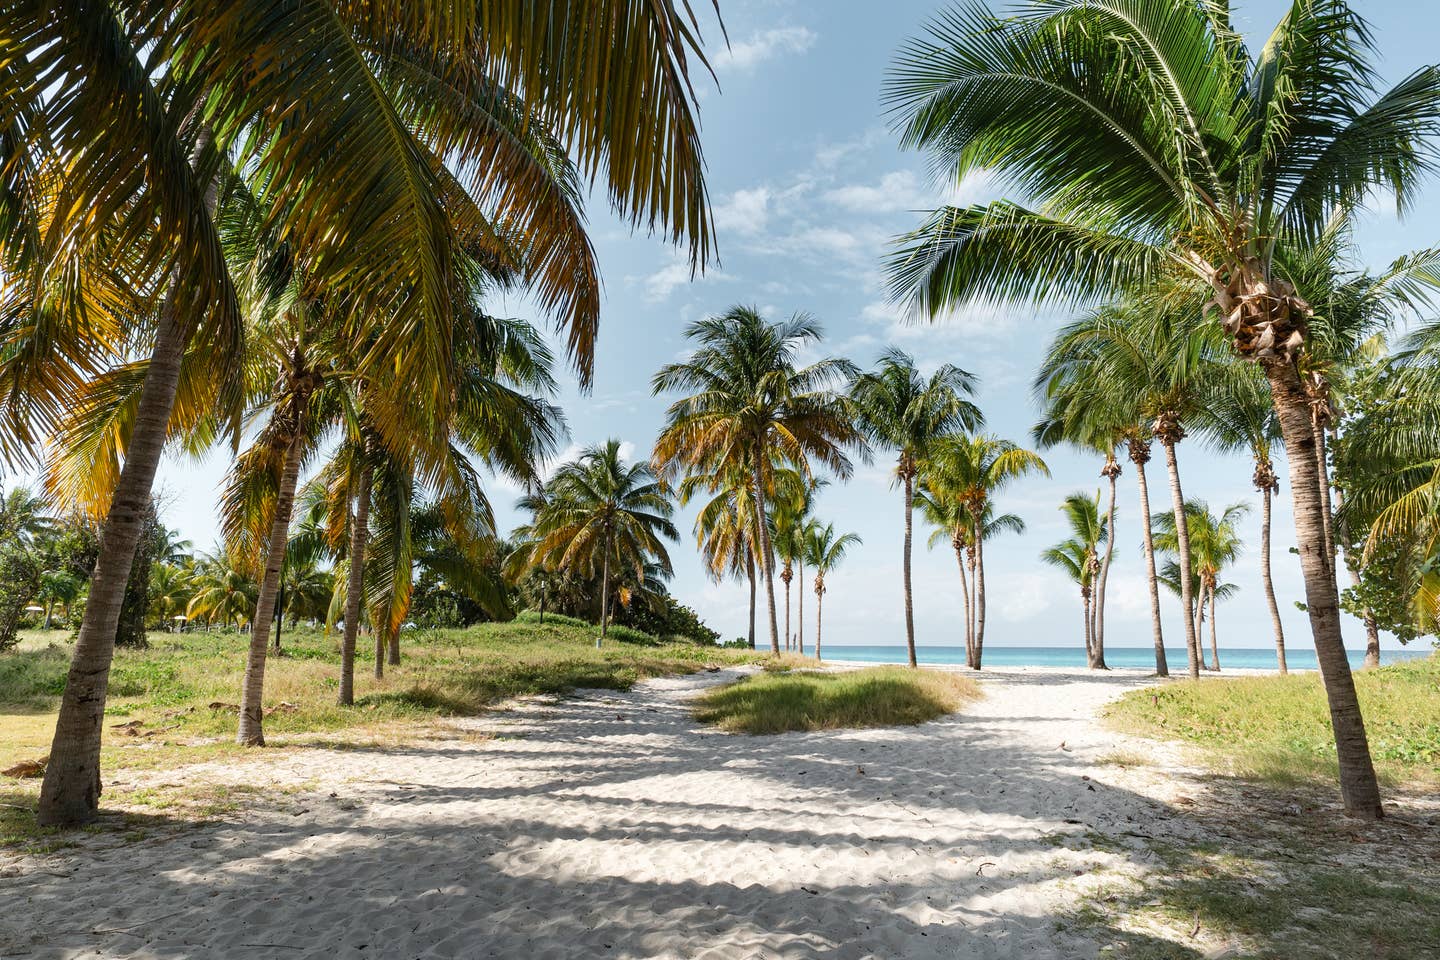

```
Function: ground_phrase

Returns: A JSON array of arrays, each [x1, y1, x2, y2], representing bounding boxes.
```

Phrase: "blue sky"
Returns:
[[155, 0, 1437, 651]]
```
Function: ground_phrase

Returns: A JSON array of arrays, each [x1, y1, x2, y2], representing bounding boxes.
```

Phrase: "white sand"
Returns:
[[4, 666, 1227, 959]]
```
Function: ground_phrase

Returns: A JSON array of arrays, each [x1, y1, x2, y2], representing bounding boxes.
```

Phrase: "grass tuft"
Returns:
[[693, 666, 982, 734], [1104, 653, 1440, 786]]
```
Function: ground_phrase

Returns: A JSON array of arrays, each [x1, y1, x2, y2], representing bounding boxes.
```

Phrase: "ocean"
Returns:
[[821, 644, 1435, 670]]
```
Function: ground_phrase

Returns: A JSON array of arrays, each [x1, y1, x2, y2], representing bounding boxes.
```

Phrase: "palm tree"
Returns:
[[186, 549, 258, 631], [767, 470, 819, 653], [531, 441, 678, 642], [653, 307, 862, 655], [851, 349, 980, 667], [1034, 306, 1211, 677], [802, 523, 862, 662], [884, 0, 1440, 817], [1197, 366, 1290, 672], [922, 433, 1047, 668], [679, 463, 763, 648], [1155, 501, 1250, 671], [916, 482, 974, 658], [1040, 492, 1107, 665], [24, 2, 723, 827]]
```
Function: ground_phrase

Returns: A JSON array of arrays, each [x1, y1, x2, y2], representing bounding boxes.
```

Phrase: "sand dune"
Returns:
[[4, 667, 1214, 959]]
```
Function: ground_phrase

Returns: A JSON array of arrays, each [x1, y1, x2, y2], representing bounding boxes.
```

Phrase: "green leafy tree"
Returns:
[[801, 523, 862, 662], [850, 349, 980, 667]]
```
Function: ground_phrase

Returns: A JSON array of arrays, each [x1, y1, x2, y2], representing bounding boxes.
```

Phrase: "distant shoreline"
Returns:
[[796, 644, 1434, 671]]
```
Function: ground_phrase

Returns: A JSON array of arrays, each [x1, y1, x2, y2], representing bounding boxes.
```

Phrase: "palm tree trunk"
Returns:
[[1264, 360, 1382, 818], [745, 552, 756, 649], [237, 433, 305, 746], [599, 537, 612, 641], [44, 601, 53, 631], [751, 457, 781, 656], [1362, 613, 1381, 668], [1161, 439, 1201, 678], [1132, 451, 1168, 676], [388, 623, 401, 666], [37, 292, 189, 827], [782, 570, 792, 655], [1093, 463, 1118, 670], [954, 540, 972, 668], [1260, 481, 1288, 674], [373, 613, 386, 679], [902, 471, 917, 668], [1208, 583, 1220, 671], [973, 514, 990, 670], [815, 585, 824, 662], [338, 458, 373, 706], [796, 557, 805, 656], [1081, 589, 1092, 661], [272, 580, 285, 653], [1313, 421, 1336, 576]]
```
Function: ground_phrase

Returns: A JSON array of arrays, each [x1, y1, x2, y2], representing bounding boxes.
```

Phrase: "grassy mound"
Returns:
[[1104, 653, 1440, 786], [693, 666, 982, 735]]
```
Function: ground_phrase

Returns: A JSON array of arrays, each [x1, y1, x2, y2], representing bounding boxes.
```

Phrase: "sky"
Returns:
[[148, 0, 1437, 651]]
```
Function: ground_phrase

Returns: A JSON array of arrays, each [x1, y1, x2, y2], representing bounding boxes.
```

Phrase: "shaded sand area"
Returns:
[[3, 667, 1435, 959]]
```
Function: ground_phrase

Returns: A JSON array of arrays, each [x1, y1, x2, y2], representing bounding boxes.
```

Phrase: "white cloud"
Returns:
[[540, 440, 639, 481], [715, 26, 817, 72], [824, 169, 995, 215], [714, 187, 772, 236], [859, 298, 1018, 343], [989, 571, 1060, 623], [642, 261, 695, 303]]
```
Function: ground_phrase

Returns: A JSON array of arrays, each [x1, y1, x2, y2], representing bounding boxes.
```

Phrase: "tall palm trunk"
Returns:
[[1361, 613, 1381, 669], [599, 533, 612, 641], [751, 456, 781, 656], [796, 556, 805, 656], [1312, 421, 1336, 575], [237, 432, 305, 746], [972, 512, 990, 670], [387, 625, 401, 666], [1093, 458, 1119, 670], [373, 614, 386, 679], [1264, 360, 1382, 818], [745, 551, 756, 649], [901, 468, 918, 668], [1157, 427, 1201, 678], [1207, 580, 1221, 671], [814, 579, 825, 662], [38, 293, 189, 827], [1129, 440, 1168, 676], [1081, 588, 1092, 660], [338, 458, 373, 706], [954, 535, 973, 667], [1256, 463, 1288, 674], [781, 566, 792, 654]]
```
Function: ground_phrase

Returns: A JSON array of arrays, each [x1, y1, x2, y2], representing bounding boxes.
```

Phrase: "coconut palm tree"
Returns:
[[652, 307, 863, 655], [530, 441, 678, 642], [186, 549, 258, 631], [915, 481, 975, 657], [802, 523, 862, 663], [922, 433, 1047, 668], [885, 0, 1440, 817], [1196, 365, 1290, 672], [22, 1, 723, 827], [1040, 492, 1107, 665], [1154, 500, 1250, 671], [679, 463, 763, 648], [851, 349, 980, 667]]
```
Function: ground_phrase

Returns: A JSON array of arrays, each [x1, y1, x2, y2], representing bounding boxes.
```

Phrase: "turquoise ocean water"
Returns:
[[822, 645, 1434, 670]]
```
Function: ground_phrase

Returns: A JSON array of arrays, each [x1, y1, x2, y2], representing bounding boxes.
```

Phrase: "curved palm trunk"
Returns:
[[1093, 462, 1119, 670], [338, 459, 373, 706], [1264, 360, 1381, 818], [1131, 448, 1168, 676], [1160, 439, 1201, 679], [1259, 480, 1288, 674], [902, 471, 917, 668], [237, 433, 305, 746], [751, 458, 781, 656], [37, 294, 189, 827], [954, 538, 973, 668], [1313, 422, 1336, 576], [781, 567, 792, 654]]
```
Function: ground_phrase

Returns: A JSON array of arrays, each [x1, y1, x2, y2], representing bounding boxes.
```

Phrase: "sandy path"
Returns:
[[3, 667, 1196, 960]]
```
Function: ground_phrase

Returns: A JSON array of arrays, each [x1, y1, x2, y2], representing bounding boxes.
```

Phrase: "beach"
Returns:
[[3, 664, 1433, 959]]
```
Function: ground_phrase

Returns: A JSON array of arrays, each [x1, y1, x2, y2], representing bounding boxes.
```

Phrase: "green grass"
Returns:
[[693, 666, 982, 734], [1104, 653, 1440, 786], [0, 619, 758, 848], [1067, 839, 1440, 959]]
